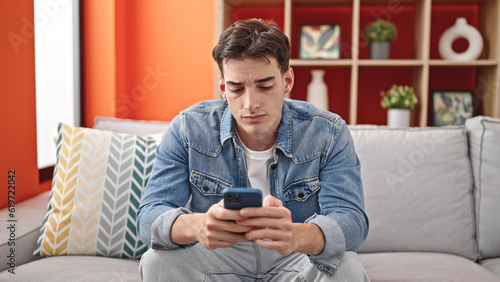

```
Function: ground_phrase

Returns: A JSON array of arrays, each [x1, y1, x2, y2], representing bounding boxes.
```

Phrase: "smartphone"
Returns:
[[223, 188, 262, 210]]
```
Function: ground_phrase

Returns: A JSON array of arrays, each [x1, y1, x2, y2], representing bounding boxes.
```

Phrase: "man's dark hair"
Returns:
[[212, 18, 290, 76]]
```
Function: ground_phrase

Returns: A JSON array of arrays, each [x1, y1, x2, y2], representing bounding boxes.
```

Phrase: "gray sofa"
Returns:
[[1, 115, 499, 281]]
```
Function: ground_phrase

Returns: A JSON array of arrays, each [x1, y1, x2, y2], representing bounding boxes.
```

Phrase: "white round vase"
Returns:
[[387, 109, 410, 127], [307, 69, 328, 111], [438, 17, 483, 61]]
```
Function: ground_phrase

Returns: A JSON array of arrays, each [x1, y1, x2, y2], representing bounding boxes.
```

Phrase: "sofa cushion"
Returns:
[[480, 257, 500, 277], [0, 256, 140, 281], [466, 116, 500, 259], [359, 252, 500, 282], [350, 126, 477, 260], [0, 191, 50, 272], [33, 123, 161, 258], [93, 116, 169, 135]]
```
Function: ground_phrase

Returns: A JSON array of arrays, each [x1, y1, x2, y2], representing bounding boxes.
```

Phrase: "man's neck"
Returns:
[[236, 130, 277, 151]]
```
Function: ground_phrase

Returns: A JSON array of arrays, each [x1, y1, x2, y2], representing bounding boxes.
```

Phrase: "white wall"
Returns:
[[35, 0, 80, 168]]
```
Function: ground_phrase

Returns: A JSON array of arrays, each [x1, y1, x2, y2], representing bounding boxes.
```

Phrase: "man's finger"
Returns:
[[263, 195, 283, 207]]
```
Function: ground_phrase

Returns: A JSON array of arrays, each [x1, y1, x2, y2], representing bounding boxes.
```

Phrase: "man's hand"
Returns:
[[171, 200, 254, 249], [172, 196, 325, 255], [237, 195, 325, 256]]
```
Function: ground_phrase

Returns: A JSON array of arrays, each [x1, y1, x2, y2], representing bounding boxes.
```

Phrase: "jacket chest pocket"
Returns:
[[190, 170, 232, 212], [283, 178, 321, 223]]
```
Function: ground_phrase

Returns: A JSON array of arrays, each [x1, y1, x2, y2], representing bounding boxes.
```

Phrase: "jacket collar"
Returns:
[[220, 101, 293, 158]]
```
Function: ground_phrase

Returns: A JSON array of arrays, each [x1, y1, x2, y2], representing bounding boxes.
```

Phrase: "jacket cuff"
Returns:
[[150, 207, 196, 250], [305, 213, 346, 276]]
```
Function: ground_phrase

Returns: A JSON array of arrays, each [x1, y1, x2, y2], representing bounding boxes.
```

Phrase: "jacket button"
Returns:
[[318, 264, 324, 270], [270, 164, 277, 170], [203, 186, 209, 192], [298, 192, 305, 198]]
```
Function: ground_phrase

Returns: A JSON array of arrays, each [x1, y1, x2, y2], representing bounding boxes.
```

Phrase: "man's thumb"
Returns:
[[263, 195, 283, 207]]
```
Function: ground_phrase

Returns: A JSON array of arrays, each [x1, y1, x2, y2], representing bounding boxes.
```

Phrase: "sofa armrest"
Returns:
[[0, 191, 50, 272]]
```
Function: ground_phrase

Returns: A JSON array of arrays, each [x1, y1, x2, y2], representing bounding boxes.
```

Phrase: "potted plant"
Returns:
[[380, 85, 419, 127], [365, 19, 397, 59]]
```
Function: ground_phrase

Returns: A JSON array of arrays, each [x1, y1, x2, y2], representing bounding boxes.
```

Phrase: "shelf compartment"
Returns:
[[291, 6, 353, 60], [357, 67, 417, 125], [291, 66, 352, 123], [217, 0, 500, 124], [358, 5, 417, 60], [430, 4, 480, 60], [428, 66, 479, 125]]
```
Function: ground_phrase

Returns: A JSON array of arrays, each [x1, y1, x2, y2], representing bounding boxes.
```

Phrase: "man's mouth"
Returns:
[[243, 114, 265, 123]]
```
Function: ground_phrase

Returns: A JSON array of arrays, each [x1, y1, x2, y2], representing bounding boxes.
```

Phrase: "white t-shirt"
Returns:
[[235, 134, 274, 197]]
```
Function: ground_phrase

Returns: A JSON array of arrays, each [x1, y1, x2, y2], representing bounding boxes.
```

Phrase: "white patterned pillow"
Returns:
[[34, 123, 161, 258]]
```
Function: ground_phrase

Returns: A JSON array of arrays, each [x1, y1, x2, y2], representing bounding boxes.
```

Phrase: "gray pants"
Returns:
[[139, 241, 369, 281]]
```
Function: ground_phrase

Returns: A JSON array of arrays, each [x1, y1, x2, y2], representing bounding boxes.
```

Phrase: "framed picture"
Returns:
[[299, 24, 341, 59], [432, 91, 474, 126]]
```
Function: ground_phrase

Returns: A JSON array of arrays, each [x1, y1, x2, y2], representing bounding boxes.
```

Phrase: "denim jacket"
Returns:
[[137, 99, 368, 276]]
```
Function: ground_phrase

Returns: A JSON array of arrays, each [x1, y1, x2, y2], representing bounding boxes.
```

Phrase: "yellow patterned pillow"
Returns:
[[34, 123, 162, 258]]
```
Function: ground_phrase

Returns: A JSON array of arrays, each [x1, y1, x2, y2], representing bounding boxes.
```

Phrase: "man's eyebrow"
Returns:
[[255, 76, 275, 83], [226, 81, 243, 86], [226, 76, 276, 86]]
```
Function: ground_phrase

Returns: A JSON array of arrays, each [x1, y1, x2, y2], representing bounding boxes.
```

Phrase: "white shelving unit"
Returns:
[[216, 0, 500, 126]]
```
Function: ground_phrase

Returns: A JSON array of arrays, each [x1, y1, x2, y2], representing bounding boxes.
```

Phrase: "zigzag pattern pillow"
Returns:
[[34, 123, 161, 258]]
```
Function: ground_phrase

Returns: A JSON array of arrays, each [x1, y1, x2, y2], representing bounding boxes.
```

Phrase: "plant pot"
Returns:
[[370, 42, 390, 59], [387, 109, 410, 127]]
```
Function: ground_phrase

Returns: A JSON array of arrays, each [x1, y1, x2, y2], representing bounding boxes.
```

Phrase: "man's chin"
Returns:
[[239, 125, 266, 136]]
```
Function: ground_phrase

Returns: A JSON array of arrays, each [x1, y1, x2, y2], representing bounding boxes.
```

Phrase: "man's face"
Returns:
[[219, 57, 294, 150]]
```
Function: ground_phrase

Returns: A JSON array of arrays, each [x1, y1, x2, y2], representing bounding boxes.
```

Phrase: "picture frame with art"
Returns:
[[299, 24, 341, 59], [432, 91, 474, 126]]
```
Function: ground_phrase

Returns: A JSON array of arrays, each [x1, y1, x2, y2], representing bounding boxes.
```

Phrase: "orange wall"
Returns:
[[0, 0, 39, 208], [0, 0, 215, 208], [82, 0, 117, 124], [83, 0, 216, 127]]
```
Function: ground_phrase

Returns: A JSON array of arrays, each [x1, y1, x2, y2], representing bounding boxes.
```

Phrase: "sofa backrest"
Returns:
[[93, 116, 170, 135], [350, 126, 478, 260], [466, 116, 500, 260]]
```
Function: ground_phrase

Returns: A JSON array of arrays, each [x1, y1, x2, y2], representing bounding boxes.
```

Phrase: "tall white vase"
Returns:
[[307, 69, 328, 111], [387, 109, 410, 127]]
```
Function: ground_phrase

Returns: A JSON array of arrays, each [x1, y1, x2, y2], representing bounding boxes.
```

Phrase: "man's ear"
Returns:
[[218, 75, 226, 99], [284, 67, 295, 95]]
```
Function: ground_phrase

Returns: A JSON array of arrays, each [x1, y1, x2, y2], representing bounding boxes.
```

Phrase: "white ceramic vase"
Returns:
[[387, 109, 410, 127], [438, 17, 483, 61], [307, 69, 328, 111]]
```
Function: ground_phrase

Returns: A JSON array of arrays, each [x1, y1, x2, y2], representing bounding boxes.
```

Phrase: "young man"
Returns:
[[137, 19, 369, 281]]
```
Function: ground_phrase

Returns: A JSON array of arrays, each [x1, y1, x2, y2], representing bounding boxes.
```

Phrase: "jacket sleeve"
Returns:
[[305, 118, 369, 276], [136, 114, 194, 249]]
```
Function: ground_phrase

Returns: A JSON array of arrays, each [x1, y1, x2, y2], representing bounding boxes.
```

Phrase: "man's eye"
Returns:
[[230, 88, 243, 93], [260, 86, 273, 91]]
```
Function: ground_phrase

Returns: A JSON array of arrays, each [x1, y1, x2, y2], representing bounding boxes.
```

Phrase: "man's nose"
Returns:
[[244, 90, 260, 111]]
